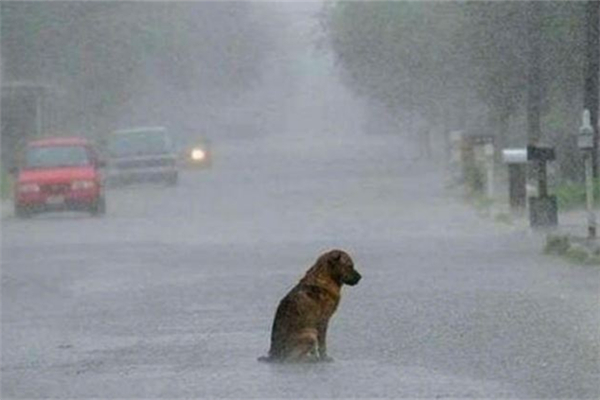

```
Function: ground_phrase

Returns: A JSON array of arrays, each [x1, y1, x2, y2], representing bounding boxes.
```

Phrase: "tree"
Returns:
[[324, 1, 589, 176], [327, 2, 469, 126], [1, 2, 274, 138]]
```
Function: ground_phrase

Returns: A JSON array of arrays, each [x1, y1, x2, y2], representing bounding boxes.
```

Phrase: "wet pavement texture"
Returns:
[[2, 142, 599, 398]]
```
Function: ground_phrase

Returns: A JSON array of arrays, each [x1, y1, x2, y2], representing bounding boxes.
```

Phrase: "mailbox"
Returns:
[[502, 148, 527, 164], [502, 148, 527, 212], [578, 109, 594, 150], [529, 196, 558, 227], [578, 132, 594, 150], [526, 145, 557, 228], [527, 145, 556, 162], [467, 134, 494, 146]]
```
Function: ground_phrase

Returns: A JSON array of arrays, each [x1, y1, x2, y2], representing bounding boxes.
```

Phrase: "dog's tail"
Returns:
[[257, 355, 274, 363]]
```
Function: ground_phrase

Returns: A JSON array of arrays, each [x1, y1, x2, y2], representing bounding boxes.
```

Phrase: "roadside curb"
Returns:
[[448, 175, 600, 265], [468, 195, 600, 265]]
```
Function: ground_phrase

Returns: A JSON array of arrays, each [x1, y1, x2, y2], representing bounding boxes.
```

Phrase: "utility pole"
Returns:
[[527, 2, 542, 148], [528, 1, 546, 198], [579, 110, 596, 238], [526, 2, 558, 227], [584, 0, 600, 179]]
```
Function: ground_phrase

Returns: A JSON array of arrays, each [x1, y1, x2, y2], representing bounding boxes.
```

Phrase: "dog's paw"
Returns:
[[319, 355, 335, 363]]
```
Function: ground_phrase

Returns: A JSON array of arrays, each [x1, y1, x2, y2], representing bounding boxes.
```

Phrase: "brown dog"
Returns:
[[259, 249, 361, 363]]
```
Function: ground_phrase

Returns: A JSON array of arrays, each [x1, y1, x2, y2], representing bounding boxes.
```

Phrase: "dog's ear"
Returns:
[[330, 250, 342, 262]]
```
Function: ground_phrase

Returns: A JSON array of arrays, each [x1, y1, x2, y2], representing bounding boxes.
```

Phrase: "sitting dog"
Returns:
[[259, 249, 361, 363]]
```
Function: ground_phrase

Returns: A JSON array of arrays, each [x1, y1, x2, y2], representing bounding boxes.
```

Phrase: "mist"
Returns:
[[1, 2, 598, 399]]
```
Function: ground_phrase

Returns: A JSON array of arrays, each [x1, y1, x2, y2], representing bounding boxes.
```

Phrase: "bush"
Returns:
[[494, 212, 513, 225], [565, 244, 591, 264], [463, 161, 485, 195], [545, 234, 600, 266], [544, 234, 571, 255]]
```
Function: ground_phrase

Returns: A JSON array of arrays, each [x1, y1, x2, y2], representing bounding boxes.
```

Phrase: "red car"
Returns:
[[13, 137, 106, 218]]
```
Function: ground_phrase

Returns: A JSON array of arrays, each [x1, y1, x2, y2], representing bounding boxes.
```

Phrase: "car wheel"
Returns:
[[90, 196, 106, 216]]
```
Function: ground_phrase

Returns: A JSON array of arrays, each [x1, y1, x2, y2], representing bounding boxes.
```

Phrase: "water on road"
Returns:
[[2, 142, 599, 398]]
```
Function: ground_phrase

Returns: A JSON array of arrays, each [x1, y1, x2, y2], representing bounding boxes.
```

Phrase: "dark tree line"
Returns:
[[1, 2, 274, 141], [324, 1, 594, 178]]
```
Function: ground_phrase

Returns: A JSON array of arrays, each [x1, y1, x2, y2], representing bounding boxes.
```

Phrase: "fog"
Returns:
[[1, 1, 423, 163], [1, 2, 599, 399]]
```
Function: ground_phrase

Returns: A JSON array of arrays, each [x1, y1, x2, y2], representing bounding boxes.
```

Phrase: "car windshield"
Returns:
[[108, 131, 170, 157], [24, 145, 90, 169]]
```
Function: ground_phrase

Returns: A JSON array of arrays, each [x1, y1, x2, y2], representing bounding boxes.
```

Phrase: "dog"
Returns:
[[259, 249, 361, 363]]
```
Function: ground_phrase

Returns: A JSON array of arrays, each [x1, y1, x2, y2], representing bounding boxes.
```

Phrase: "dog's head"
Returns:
[[323, 249, 361, 286]]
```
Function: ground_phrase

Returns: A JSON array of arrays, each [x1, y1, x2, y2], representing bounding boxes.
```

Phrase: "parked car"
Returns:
[[12, 136, 106, 218], [107, 127, 178, 186]]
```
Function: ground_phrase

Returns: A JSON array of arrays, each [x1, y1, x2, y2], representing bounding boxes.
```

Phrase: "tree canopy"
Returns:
[[1, 2, 274, 136], [325, 1, 588, 142]]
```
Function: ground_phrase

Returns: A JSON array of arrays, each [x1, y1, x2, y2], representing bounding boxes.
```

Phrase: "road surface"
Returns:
[[2, 141, 599, 398]]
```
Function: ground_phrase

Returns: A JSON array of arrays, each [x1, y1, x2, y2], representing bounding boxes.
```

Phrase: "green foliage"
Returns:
[[1, 2, 272, 136], [544, 235, 600, 266], [464, 162, 486, 195], [473, 194, 494, 211], [544, 234, 571, 255], [324, 1, 587, 143], [494, 212, 513, 225], [326, 2, 468, 121], [565, 244, 592, 264], [554, 179, 600, 210]]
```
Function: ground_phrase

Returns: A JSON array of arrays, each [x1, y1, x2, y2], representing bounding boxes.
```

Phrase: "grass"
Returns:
[[565, 244, 593, 265], [544, 234, 571, 255], [545, 233, 600, 266], [472, 193, 494, 211], [494, 212, 513, 225], [555, 179, 600, 211]]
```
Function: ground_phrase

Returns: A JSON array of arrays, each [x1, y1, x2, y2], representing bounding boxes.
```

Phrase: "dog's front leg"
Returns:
[[317, 321, 334, 362]]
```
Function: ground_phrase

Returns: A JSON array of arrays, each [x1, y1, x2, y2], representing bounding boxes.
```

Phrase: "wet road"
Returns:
[[2, 141, 599, 398]]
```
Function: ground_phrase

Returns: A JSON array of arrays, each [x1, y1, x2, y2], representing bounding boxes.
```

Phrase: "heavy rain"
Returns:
[[1, 1, 599, 398]]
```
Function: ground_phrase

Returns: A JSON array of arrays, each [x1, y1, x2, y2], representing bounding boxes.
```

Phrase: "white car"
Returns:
[[107, 127, 178, 186]]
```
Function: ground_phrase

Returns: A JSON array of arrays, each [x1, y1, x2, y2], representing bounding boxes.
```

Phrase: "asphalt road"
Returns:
[[2, 141, 599, 398]]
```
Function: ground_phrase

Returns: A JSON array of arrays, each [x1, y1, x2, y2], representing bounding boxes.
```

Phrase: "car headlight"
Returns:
[[191, 148, 206, 161], [18, 183, 40, 193], [71, 180, 95, 190]]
